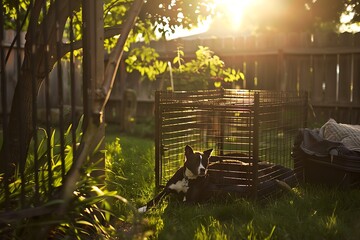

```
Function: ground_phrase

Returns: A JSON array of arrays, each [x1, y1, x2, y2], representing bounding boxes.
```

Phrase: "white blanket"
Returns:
[[320, 118, 360, 152]]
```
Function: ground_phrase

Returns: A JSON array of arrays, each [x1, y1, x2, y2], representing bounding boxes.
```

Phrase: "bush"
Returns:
[[0, 120, 143, 239]]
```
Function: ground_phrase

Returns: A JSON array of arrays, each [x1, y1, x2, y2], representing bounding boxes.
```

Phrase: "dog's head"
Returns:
[[183, 145, 213, 179]]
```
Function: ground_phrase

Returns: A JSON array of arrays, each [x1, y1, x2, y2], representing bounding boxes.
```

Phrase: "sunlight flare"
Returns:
[[214, 0, 253, 30]]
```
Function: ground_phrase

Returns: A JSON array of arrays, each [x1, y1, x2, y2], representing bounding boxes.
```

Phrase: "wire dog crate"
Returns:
[[155, 89, 308, 198]]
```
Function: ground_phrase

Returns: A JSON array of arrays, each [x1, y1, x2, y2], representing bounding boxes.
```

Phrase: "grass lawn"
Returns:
[[105, 126, 360, 240]]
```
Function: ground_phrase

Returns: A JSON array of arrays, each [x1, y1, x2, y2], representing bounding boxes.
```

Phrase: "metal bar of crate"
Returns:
[[252, 92, 259, 198], [155, 89, 307, 197], [155, 91, 161, 188]]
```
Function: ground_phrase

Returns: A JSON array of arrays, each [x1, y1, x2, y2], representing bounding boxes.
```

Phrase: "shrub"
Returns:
[[0, 120, 142, 239]]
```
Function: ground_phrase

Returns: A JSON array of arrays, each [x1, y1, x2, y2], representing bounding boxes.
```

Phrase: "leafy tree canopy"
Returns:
[[0, 0, 218, 174], [126, 45, 244, 90], [344, 0, 360, 22], [3, 0, 216, 48], [169, 46, 244, 90]]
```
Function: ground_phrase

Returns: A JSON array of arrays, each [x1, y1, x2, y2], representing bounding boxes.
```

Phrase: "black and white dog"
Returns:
[[138, 145, 213, 213]]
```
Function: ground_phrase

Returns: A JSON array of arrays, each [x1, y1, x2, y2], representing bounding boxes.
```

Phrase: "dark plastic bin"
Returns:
[[293, 143, 360, 188]]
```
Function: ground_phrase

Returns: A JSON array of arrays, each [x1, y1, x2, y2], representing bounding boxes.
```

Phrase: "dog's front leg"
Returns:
[[138, 189, 170, 213]]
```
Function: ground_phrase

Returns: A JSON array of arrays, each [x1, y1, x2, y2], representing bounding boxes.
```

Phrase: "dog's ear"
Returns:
[[203, 149, 213, 158], [185, 145, 194, 156]]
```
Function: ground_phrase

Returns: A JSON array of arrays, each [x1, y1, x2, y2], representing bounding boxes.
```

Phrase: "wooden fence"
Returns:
[[149, 32, 360, 124], [3, 31, 360, 125], [0, 30, 84, 125]]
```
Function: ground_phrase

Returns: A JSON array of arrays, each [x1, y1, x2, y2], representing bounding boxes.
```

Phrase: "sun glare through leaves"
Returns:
[[213, 0, 253, 31]]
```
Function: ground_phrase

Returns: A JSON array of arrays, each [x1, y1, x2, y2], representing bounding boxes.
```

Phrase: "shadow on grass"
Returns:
[[145, 185, 360, 240]]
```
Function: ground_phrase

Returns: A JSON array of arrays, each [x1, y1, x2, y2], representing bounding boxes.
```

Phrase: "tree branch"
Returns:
[[102, 0, 145, 109], [0, 203, 58, 223], [104, 25, 124, 39], [60, 25, 123, 56]]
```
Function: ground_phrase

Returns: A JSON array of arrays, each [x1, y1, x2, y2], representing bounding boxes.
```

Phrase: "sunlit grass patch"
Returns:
[[105, 129, 360, 239]]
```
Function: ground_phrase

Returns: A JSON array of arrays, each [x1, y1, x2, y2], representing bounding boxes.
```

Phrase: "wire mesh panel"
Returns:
[[155, 89, 307, 197]]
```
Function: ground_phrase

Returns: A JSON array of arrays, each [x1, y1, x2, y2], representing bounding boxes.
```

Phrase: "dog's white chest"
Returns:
[[168, 178, 189, 193]]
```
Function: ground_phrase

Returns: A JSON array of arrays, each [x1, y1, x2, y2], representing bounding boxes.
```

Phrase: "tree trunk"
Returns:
[[0, 0, 81, 180], [0, 54, 42, 178], [59, 0, 145, 212]]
